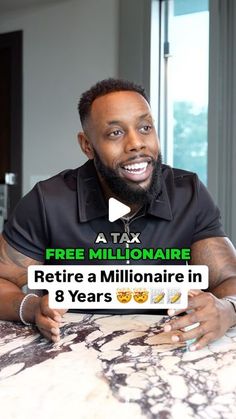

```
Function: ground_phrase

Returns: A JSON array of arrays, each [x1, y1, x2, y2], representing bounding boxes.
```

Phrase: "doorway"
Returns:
[[0, 30, 22, 228]]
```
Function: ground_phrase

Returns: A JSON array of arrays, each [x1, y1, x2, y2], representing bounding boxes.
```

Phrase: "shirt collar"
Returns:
[[147, 177, 173, 221], [77, 160, 173, 222]]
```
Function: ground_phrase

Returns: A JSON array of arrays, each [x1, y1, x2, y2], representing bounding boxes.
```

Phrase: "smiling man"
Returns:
[[0, 78, 236, 349], [78, 84, 162, 209]]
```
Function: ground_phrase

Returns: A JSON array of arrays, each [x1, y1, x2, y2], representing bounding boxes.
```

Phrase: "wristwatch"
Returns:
[[222, 296, 236, 313]]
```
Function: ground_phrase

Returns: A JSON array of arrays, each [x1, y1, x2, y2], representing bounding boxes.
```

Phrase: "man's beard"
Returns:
[[93, 150, 162, 206]]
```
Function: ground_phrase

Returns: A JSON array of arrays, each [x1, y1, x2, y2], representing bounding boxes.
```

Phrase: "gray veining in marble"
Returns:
[[0, 314, 236, 419]]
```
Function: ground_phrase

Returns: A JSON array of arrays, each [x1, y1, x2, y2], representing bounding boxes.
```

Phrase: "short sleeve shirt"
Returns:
[[3, 160, 225, 264]]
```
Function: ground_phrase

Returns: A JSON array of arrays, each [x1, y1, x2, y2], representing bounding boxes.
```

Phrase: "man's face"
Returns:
[[79, 91, 161, 205]]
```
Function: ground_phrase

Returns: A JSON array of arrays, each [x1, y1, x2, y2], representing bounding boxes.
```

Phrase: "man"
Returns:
[[0, 78, 236, 349]]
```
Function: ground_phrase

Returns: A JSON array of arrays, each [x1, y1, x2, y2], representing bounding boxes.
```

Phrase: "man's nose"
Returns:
[[124, 129, 145, 152]]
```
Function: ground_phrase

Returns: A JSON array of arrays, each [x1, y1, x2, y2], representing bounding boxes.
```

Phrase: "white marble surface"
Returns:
[[0, 313, 236, 419]]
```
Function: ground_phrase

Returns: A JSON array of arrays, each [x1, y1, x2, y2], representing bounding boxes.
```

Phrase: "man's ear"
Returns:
[[77, 132, 94, 159]]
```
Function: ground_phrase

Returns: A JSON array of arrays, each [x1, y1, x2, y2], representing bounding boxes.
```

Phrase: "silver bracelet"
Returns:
[[19, 293, 39, 326]]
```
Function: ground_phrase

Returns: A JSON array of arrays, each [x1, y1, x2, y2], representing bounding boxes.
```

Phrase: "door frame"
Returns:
[[0, 30, 22, 214]]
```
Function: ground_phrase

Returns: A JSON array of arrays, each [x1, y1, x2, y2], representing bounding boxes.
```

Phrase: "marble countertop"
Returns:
[[0, 313, 236, 419]]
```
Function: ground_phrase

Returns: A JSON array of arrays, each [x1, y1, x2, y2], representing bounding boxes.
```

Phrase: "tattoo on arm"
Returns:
[[0, 235, 42, 269], [190, 237, 236, 290]]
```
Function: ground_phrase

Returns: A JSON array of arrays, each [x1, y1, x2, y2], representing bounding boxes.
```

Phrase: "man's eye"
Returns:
[[140, 125, 152, 134], [109, 129, 123, 137]]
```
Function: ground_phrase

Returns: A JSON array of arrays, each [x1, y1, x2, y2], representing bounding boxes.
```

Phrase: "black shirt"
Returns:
[[3, 160, 225, 315], [3, 160, 225, 263]]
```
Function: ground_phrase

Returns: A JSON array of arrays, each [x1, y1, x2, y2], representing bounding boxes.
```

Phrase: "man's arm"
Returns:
[[163, 237, 236, 350], [0, 235, 66, 342], [191, 237, 236, 297]]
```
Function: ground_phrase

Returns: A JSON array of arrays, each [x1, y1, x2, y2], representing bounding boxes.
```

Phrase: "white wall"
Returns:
[[0, 0, 119, 194]]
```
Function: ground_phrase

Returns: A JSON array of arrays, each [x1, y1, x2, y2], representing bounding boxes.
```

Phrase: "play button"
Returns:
[[108, 198, 131, 222]]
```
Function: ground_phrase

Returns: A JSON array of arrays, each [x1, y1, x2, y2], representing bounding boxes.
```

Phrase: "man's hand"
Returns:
[[163, 289, 236, 350], [34, 294, 67, 343], [0, 235, 67, 342]]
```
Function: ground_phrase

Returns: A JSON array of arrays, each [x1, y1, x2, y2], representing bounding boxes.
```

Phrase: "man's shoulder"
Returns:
[[161, 164, 200, 191], [162, 164, 197, 180], [37, 160, 94, 194], [37, 168, 78, 193]]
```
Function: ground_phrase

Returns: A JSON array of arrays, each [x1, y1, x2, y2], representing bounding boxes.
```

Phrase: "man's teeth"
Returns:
[[123, 162, 148, 173]]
